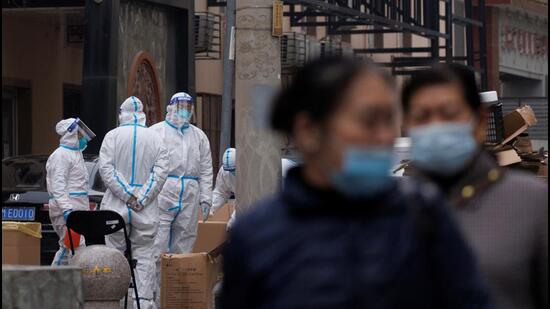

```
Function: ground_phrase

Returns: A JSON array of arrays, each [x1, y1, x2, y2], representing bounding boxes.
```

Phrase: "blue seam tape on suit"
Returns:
[[164, 120, 189, 132], [131, 96, 138, 112], [63, 209, 72, 221], [69, 192, 88, 196], [60, 144, 79, 151], [140, 171, 156, 204], [165, 120, 177, 129], [57, 247, 66, 266], [121, 123, 147, 128], [168, 178, 186, 251], [114, 172, 132, 196], [130, 114, 138, 185], [167, 175, 199, 180]]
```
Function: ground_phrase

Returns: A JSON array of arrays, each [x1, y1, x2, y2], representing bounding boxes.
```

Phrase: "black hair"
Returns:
[[401, 63, 482, 113], [270, 56, 393, 134]]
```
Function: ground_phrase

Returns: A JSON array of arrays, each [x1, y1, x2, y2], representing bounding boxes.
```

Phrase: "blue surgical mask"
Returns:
[[409, 122, 477, 176], [330, 147, 394, 198], [177, 109, 192, 121], [78, 137, 88, 151]]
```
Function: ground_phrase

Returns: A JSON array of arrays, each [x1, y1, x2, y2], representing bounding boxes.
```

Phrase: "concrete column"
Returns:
[[2, 266, 84, 309], [235, 0, 281, 214]]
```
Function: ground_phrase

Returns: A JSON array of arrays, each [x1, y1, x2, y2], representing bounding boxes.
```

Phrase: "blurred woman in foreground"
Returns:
[[221, 57, 493, 309]]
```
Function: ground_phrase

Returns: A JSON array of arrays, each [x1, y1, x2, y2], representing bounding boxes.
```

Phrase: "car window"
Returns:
[[2, 158, 47, 191]]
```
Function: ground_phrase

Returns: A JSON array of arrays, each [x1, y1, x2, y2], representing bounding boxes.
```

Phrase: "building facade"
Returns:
[[3, 0, 547, 160], [484, 0, 548, 146], [2, 0, 194, 157]]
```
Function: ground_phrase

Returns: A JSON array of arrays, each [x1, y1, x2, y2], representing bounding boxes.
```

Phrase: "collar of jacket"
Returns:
[[281, 166, 401, 218], [413, 150, 503, 208]]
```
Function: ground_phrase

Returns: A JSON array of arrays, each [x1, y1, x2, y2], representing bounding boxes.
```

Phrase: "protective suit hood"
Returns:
[[222, 148, 236, 171], [56, 118, 79, 149], [119, 96, 146, 126]]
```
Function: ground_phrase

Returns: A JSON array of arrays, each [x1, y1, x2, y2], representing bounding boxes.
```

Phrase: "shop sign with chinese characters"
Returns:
[[499, 9, 548, 76]]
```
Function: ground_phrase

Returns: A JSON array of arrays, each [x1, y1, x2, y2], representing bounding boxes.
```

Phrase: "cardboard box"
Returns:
[[193, 221, 227, 254], [2, 221, 41, 265], [499, 105, 537, 147], [198, 203, 234, 222], [495, 148, 522, 166], [209, 203, 234, 222], [161, 253, 221, 309], [514, 134, 534, 154]]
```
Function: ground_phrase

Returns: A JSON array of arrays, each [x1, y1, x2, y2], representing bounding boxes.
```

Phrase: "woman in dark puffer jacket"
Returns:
[[221, 57, 494, 309]]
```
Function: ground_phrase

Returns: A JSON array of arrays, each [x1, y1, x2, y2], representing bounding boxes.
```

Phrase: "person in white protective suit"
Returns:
[[99, 96, 169, 309], [210, 150, 298, 227], [210, 148, 237, 226], [46, 118, 96, 266], [150, 92, 213, 306]]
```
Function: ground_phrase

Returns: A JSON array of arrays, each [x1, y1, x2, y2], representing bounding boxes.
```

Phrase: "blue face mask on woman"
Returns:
[[78, 137, 88, 151], [409, 122, 477, 176], [330, 147, 394, 198]]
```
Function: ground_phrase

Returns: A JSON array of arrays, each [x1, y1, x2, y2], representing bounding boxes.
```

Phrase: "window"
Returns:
[[306, 15, 317, 36], [196, 93, 222, 174]]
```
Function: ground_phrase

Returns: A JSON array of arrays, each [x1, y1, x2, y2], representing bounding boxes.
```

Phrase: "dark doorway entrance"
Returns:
[[2, 82, 32, 158]]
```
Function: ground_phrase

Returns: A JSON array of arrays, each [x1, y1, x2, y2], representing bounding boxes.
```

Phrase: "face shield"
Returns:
[[67, 118, 96, 141], [170, 96, 194, 121]]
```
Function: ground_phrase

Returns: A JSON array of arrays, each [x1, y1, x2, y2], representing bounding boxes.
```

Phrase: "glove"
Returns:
[[126, 195, 144, 212], [201, 202, 211, 222]]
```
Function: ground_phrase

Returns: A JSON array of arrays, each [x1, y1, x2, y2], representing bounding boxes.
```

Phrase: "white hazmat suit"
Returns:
[[281, 158, 298, 181], [211, 148, 237, 227], [150, 92, 213, 306], [99, 96, 169, 309], [46, 118, 90, 266], [211, 152, 298, 227]]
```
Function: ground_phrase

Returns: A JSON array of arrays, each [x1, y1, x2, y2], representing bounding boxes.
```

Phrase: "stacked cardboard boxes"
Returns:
[[491, 105, 547, 178]]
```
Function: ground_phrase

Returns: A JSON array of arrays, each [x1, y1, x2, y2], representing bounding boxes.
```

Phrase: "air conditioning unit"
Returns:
[[195, 13, 216, 53], [281, 32, 307, 71], [306, 37, 321, 62]]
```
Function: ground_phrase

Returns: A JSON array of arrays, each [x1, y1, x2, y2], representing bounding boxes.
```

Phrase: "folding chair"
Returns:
[[66, 210, 140, 309]]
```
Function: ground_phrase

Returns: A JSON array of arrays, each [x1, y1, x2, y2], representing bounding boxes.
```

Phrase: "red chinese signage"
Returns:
[[501, 24, 548, 57]]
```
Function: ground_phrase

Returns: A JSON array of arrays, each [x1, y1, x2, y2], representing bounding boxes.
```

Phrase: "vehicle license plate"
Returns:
[[2, 207, 36, 221]]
